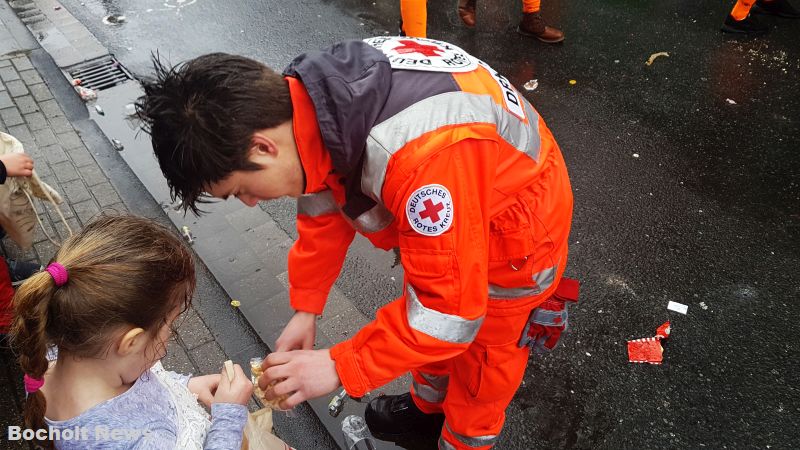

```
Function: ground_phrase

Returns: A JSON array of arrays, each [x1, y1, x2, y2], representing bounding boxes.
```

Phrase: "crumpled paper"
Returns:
[[627, 321, 670, 364]]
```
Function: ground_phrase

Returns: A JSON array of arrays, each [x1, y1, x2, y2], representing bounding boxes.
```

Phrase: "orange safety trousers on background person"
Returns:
[[522, 0, 542, 13], [400, 0, 427, 37], [731, 0, 756, 19]]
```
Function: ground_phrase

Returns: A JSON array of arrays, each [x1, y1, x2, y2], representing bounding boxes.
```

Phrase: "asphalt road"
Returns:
[[55, 0, 799, 448]]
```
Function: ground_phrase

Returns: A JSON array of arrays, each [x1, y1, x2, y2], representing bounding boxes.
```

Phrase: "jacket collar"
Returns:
[[286, 76, 334, 195]]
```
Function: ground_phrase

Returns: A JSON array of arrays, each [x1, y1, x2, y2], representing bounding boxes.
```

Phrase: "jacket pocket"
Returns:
[[487, 226, 536, 289]]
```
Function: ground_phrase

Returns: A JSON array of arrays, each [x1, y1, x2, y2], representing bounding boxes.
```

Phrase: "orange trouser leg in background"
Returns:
[[731, 0, 756, 20], [522, 0, 541, 13], [400, 0, 427, 38]]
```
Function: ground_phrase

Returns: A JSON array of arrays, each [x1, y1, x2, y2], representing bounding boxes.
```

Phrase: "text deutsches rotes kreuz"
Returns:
[[406, 184, 454, 236]]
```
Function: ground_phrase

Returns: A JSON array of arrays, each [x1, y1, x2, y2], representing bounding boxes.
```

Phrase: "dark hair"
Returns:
[[136, 53, 293, 214], [10, 214, 196, 446]]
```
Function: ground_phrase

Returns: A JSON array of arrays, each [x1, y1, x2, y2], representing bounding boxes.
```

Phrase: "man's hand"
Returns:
[[259, 349, 341, 410], [187, 374, 221, 408], [1, 154, 33, 177], [275, 311, 317, 352]]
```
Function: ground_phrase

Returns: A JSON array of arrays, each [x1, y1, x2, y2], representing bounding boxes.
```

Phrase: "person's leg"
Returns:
[[400, 0, 427, 38], [518, 0, 565, 43], [521, 0, 541, 12], [722, 0, 769, 34], [438, 310, 532, 449], [410, 360, 449, 414]]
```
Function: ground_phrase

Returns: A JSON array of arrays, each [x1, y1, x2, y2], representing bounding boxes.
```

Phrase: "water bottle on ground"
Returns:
[[341, 415, 377, 450]]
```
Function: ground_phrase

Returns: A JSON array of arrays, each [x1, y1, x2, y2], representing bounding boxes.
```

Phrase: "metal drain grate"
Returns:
[[67, 56, 133, 91]]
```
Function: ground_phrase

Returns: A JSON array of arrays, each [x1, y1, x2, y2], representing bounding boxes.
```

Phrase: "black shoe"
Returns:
[[753, 0, 800, 18], [7, 259, 43, 287], [365, 393, 444, 438], [721, 14, 769, 35]]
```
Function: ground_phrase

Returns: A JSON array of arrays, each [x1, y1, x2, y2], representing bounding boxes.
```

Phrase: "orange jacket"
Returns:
[[284, 38, 572, 397]]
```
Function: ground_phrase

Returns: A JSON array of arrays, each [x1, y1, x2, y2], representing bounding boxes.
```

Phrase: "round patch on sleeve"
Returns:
[[405, 184, 454, 236]]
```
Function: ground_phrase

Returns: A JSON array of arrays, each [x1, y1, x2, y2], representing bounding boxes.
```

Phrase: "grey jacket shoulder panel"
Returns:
[[283, 40, 392, 178]]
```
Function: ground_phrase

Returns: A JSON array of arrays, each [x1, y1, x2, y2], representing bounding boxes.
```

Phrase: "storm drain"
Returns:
[[66, 56, 133, 91]]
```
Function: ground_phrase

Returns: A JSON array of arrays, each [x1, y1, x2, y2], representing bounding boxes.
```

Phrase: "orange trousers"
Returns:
[[522, 0, 542, 13], [403, 0, 541, 36], [731, 0, 756, 20], [412, 307, 538, 449], [400, 0, 427, 38]]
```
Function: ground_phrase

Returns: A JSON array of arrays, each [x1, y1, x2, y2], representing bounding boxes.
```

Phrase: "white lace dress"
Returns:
[[45, 356, 248, 449]]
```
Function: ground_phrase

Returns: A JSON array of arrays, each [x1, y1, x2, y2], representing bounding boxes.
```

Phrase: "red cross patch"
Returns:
[[393, 40, 444, 57], [405, 184, 454, 236], [364, 36, 478, 73]]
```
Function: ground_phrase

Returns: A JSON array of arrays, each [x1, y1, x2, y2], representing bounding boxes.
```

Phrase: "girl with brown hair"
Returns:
[[10, 215, 253, 449]]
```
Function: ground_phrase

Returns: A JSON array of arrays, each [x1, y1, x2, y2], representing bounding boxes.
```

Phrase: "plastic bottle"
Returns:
[[341, 415, 377, 450]]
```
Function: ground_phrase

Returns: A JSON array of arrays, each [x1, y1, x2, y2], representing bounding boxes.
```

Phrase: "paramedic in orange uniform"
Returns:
[[137, 37, 576, 449]]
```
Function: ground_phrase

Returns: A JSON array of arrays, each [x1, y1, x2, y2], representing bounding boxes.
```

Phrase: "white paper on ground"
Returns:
[[667, 301, 688, 315]]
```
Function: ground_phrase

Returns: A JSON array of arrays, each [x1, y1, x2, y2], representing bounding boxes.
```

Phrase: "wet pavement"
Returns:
[[42, 0, 800, 448]]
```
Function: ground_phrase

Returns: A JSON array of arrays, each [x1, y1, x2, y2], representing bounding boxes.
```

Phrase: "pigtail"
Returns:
[[10, 271, 57, 448]]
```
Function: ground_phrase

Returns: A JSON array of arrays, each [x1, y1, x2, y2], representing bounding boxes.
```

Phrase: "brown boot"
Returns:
[[458, 0, 476, 27], [517, 12, 564, 43]]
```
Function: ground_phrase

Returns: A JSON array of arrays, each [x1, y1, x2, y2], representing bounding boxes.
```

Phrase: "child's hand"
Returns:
[[213, 363, 253, 406], [187, 374, 221, 408], [0, 154, 34, 177]]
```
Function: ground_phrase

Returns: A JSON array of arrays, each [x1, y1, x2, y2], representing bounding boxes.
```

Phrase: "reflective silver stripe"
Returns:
[[352, 203, 394, 233], [439, 436, 458, 450], [445, 423, 498, 448], [413, 372, 449, 403], [420, 372, 450, 391], [363, 91, 542, 202], [412, 379, 447, 403], [532, 265, 556, 293], [406, 284, 484, 344], [488, 265, 558, 300], [296, 190, 339, 217]]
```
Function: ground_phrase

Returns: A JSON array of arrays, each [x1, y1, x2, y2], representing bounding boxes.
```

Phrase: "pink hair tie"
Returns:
[[23, 374, 44, 393], [45, 262, 68, 287]]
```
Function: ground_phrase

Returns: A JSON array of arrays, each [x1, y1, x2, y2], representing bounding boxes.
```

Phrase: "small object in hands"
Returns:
[[627, 321, 671, 364], [230, 299, 241, 308], [569, 79, 577, 85], [249, 357, 265, 385], [94, 105, 105, 115], [224, 359, 235, 382], [75, 85, 97, 101], [111, 139, 124, 151], [645, 52, 669, 66], [523, 79, 539, 91], [328, 388, 348, 417], [251, 355, 290, 410], [181, 225, 194, 244]]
